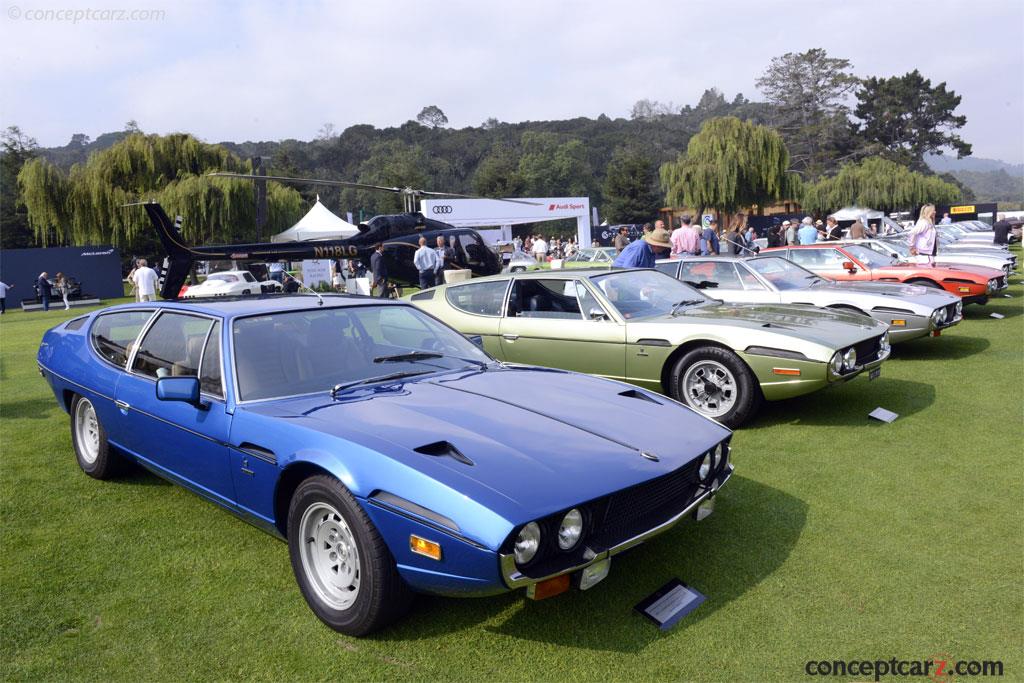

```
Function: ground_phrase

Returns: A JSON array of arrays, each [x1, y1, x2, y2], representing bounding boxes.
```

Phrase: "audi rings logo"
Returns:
[[432, 205, 454, 215]]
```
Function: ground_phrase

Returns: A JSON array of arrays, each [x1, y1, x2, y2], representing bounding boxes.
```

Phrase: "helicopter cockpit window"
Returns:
[[458, 233, 487, 267]]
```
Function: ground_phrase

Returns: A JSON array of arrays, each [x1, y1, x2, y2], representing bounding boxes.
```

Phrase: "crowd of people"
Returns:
[[510, 234, 580, 262]]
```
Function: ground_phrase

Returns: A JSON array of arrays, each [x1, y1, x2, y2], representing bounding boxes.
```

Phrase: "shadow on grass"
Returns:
[[110, 452, 173, 487], [963, 301, 1022, 320], [377, 476, 806, 653], [747, 377, 936, 428], [1, 396, 61, 419], [891, 334, 990, 361]]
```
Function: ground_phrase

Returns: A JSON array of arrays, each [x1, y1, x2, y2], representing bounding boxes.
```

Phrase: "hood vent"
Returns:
[[414, 440, 475, 466], [618, 389, 662, 405]]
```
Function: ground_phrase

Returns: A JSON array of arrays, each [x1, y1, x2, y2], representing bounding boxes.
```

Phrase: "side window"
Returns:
[[512, 279, 584, 320], [199, 322, 223, 397], [736, 266, 767, 290], [654, 262, 678, 277], [90, 310, 154, 368], [575, 281, 607, 320], [677, 261, 717, 286], [817, 249, 850, 270], [243, 272, 257, 283], [787, 249, 821, 268], [458, 233, 486, 267], [445, 280, 509, 317], [132, 312, 214, 379]]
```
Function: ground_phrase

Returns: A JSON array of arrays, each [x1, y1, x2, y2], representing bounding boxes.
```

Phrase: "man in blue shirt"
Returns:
[[413, 236, 439, 289], [612, 226, 672, 268], [797, 217, 819, 245], [700, 220, 720, 255]]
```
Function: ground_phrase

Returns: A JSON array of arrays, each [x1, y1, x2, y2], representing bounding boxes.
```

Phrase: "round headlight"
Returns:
[[842, 347, 857, 369], [955, 301, 963, 316], [830, 351, 843, 376], [712, 443, 724, 469], [881, 331, 890, 349], [514, 522, 541, 565], [699, 453, 712, 481], [557, 509, 583, 550]]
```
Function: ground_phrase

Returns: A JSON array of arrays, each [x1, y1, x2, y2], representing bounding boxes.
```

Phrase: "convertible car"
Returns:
[[408, 269, 891, 427], [656, 256, 963, 342], [762, 244, 1008, 304], [37, 295, 733, 635]]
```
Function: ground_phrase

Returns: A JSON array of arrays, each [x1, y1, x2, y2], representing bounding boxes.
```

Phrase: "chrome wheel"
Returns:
[[299, 502, 361, 611], [682, 360, 737, 417], [74, 398, 100, 464]]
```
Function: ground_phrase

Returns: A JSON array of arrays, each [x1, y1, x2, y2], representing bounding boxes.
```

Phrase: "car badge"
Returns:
[[640, 451, 660, 462]]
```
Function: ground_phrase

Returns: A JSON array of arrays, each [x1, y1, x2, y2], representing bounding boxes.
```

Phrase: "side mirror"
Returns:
[[842, 261, 857, 272], [589, 307, 608, 321], [156, 376, 206, 410], [466, 334, 484, 348]]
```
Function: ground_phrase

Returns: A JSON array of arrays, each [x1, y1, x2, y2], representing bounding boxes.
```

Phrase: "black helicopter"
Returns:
[[141, 172, 527, 299]]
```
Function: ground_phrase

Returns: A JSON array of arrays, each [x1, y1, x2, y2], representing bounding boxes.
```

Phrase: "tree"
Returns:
[[800, 156, 964, 214], [601, 147, 661, 223], [351, 139, 430, 214], [630, 99, 675, 120], [17, 133, 304, 249], [1, 126, 40, 248], [316, 122, 337, 140], [755, 48, 860, 179], [854, 70, 971, 171], [68, 133, 91, 147], [696, 88, 727, 113], [124, 120, 141, 133], [516, 131, 594, 198], [416, 105, 448, 129], [659, 116, 801, 215], [472, 144, 525, 197]]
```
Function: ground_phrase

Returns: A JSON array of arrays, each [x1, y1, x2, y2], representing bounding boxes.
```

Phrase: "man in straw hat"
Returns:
[[612, 224, 672, 268]]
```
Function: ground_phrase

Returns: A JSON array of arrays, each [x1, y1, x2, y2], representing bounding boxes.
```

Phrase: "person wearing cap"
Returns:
[[797, 217, 819, 245], [612, 226, 672, 268], [784, 220, 797, 246]]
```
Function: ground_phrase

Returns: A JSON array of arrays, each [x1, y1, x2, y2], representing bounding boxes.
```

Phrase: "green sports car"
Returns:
[[407, 269, 891, 427]]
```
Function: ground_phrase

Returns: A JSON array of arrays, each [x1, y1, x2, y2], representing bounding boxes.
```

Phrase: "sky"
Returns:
[[1, 0, 1022, 163]]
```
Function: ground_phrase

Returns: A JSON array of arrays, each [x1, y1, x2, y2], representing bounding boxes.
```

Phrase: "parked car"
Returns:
[[504, 249, 543, 273], [656, 256, 962, 342], [561, 247, 617, 268], [761, 244, 1008, 305], [408, 268, 891, 427], [37, 295, 734, 635], [844, 238, 1015, 278], [181, 270, 283, 298]]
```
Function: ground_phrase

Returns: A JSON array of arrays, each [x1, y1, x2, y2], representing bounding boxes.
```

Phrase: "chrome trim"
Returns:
[[128, 310, 218, 379], [499, 464, 734, 589], [89, 309, 158, 371]]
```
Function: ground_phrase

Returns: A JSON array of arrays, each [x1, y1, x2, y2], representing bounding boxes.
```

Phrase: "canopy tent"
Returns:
[[831, 206, 884, 221], [270, 197, 359, 242]]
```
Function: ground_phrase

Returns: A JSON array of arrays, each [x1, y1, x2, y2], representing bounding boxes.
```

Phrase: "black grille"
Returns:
[[853, 335, 882, 365]]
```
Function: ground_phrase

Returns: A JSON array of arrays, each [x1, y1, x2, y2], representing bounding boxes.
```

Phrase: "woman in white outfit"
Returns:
[[56, 272, 71, 310], [907, 204, 937, 265]]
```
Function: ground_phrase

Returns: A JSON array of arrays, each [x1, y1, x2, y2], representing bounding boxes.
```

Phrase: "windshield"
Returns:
[[843, 244, 893, 268], [746, 257, 822, 290], [232, 304, 491, 401], [878, 239, 911, 257], [590, 270, 709, 319]]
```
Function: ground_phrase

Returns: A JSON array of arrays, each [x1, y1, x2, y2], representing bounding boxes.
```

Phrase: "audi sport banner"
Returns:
[[420, 196, 592, 247]]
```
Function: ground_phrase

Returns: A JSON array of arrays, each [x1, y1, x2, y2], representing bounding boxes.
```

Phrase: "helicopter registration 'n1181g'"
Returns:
[[136, 172, 535, 299]]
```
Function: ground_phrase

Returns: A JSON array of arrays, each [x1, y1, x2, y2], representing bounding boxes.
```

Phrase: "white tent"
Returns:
[[831, 206, 884, 221], [270, 197, 359, 242]]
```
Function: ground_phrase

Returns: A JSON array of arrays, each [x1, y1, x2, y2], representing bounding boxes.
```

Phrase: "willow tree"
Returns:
[[18, 133, 304, 247], [659, 117, 801, 218], [800, 156, 964, 214]]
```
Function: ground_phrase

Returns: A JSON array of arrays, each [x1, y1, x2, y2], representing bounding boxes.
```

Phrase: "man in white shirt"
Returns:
[[413, 237, 438, 290], [132, 259, 159, 301], [0, 280, 11, 314], [531, 236, 548, 263]]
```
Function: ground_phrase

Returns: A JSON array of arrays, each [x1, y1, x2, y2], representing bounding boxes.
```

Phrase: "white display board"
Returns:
[[420, 197, 592, 246], [302, 259, 332, 288]]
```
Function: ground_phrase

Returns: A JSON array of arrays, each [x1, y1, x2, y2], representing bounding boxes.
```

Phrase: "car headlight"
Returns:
[[557, 509, 583, 551], [699, 453, 712, 481], [830, 351, 844, 376], [931, 308, 946, 325], [842, 347, 857, 370], [955, 301, 963, 316], [987, 279, 996, 293], [880, 331, 890, 353], [514, 522, 541, 565], [712, 443, 724, 469]]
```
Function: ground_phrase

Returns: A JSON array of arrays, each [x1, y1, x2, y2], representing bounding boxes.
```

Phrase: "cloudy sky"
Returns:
[[1, 0, 1021, 162]]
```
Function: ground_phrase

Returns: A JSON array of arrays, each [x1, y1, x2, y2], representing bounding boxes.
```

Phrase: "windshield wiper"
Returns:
[[373, 350, 489, 370], [331, 370, 431, 397], [670, 299, 705, 316]]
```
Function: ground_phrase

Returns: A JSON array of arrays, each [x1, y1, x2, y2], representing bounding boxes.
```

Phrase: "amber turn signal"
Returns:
[[409, 535, 442, 561], [890, 319, 906, 326], [526, 574, 571, 600], [772, 368, 801, 376]]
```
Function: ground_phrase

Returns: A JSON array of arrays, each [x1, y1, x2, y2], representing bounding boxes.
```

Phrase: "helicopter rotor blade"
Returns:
[[209, 172, 401, 194], [412, 189, 543, 206]]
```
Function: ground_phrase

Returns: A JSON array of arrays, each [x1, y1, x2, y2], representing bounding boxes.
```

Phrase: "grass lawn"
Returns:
[[2, 258, 1022, 681]]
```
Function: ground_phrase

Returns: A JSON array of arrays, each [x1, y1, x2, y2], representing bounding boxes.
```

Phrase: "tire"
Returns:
[[287, 475, 412, 636], [907, 278, 942, 290], [70, 394, 119, 479], [241, 289, 251, 295], [669, 346, 762, 428]]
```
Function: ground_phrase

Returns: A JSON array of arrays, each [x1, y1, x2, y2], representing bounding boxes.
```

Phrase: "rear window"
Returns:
[[90, 310, 154, 367], [445, 280, 509, 317]]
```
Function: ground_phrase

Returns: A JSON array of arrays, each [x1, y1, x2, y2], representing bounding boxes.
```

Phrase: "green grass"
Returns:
[[2, 261, 1022, 682]]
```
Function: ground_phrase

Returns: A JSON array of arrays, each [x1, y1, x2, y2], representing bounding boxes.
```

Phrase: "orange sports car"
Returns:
[[762, 243, 1008, 304]]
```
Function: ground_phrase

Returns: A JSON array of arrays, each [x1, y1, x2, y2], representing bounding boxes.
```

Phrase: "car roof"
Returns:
[[655, 255, 747, 264], [100, 293, 404, 319]]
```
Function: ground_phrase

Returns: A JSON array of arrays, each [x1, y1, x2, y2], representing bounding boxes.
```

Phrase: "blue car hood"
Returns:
[[257, 367, 729, 521]]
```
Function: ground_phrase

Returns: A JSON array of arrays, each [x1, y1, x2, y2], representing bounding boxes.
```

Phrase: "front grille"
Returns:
[[853, 335, 883, 365], [940, 303, 960, 326]]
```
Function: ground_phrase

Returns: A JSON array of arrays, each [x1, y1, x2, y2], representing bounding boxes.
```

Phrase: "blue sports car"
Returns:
[[37, 294, 734, 635]]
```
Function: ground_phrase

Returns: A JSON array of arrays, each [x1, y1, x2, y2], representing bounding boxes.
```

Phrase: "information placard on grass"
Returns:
[[635, 579, 706, 630]]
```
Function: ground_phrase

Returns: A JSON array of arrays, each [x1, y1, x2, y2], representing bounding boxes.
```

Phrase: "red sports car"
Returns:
[[762, 243, 1008, 304]]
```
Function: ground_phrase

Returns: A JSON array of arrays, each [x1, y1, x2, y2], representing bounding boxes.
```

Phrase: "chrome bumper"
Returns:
[[499, 464, 735, 590]]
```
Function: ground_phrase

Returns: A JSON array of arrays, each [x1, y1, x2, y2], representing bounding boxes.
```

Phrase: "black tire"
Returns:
[[287, 475, 412, 636], [242, 289, 251, 295], [907, 278, 942, 289], [69, 394, 120, 479], [669, 346, 762, 428]]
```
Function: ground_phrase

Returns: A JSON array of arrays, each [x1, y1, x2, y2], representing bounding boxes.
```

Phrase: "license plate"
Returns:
[[869, 368, 881, 381], [579, 558, 611, 590]]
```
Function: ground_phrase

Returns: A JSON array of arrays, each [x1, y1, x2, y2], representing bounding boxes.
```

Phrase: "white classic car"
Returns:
[[181, 270, 282, 298]]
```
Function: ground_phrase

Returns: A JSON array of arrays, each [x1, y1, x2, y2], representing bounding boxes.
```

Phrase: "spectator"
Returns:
[[824, 216, 842, 241], [268, 262, 285, 283], [766, 222, 783, 247], [513, 235, 523, 252], [907, 204, 937, 264], [797, 217, 818, 245], [282, 274, 300, 293], [531, 235, 548, 262], [331, 268, 344, 293], [435, 235, 455, 283], [744, 224, 757, 247], [591, 239, 601, 247], [55, 272, 71, 310], [414, 236, 438, 289], [992, 213, 1011, 246], [36, 272, 52, 311], [613, 226, 630, 253], [849, 220, 867, 239], [126, 259, 140, 301], [370, 243, 389, 298], [612, 225, 672, 268], [939, 212, 952, 225], [132, 259, 159, 302], [670, 215, 700, 258], [0, 280, 11, 314], [700, 220, 721, 255], [784, 220, 797, 246]]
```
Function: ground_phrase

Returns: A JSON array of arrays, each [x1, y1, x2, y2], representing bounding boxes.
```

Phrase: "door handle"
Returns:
[[115, 400, 130, 411], [502, 334, 519, 341]]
